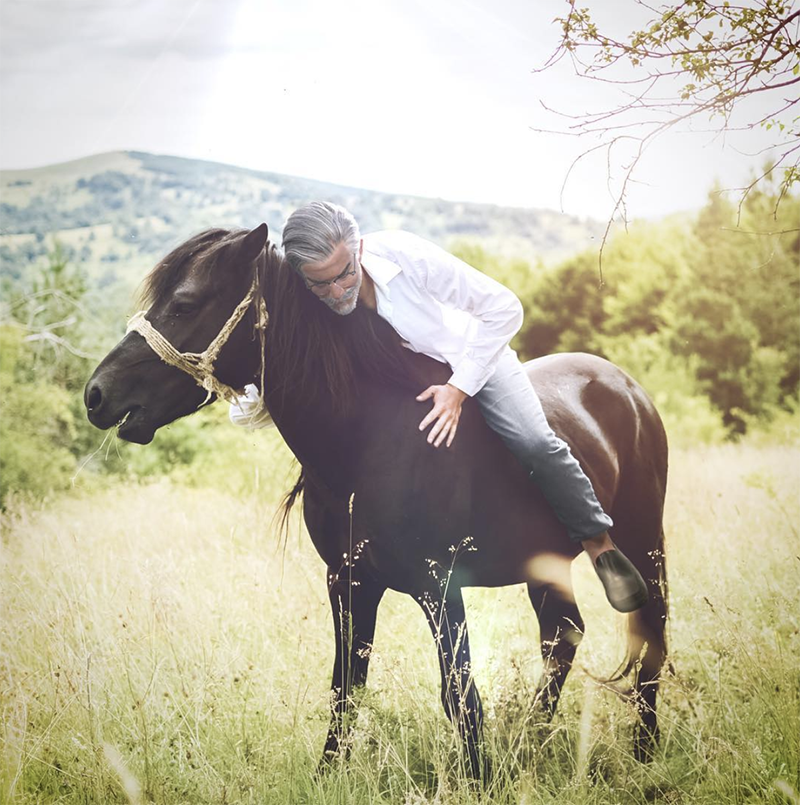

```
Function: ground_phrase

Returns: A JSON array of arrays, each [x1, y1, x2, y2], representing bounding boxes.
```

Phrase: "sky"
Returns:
[[0, 0, 789, 220]]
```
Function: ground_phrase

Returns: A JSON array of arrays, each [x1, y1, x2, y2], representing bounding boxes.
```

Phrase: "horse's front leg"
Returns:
[[321, 566, 386, 764], [415, 586, 490, 781]]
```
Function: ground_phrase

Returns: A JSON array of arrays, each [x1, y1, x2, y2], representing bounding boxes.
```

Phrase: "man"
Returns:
[[232, 201, 648, 612]]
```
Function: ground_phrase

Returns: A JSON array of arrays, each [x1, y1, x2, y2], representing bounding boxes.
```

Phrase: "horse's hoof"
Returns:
[[315, 748, 342, 778], [633, 724, 659, 763], [465, 755, 492, 786]]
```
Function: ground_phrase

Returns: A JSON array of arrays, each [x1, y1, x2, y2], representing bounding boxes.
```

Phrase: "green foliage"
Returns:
[[8, 242, 93, 390], [107, 404, 295, 500], [0, 240, 296, 505], [1, 183, 797, 505], [518, 186, 800, 439], [0, 325, 77, 502], [523, 252, 606, 357], [0, 246, 101, 505], [550, 0, 800, 200], [3, 247, 128, 498], [739, 394, 800, 445], [672, 187, 799, 431], [600, 333, 728, 446], [450, 241, 539, 299], [520, 218, 694, 358], [672, 287, 760, 429]]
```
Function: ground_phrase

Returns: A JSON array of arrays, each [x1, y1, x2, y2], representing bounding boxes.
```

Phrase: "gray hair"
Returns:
[[282, 201, 361, 273]]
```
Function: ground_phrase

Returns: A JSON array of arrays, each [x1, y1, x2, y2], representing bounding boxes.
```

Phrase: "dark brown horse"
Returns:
[[85, 224, 669, 778]]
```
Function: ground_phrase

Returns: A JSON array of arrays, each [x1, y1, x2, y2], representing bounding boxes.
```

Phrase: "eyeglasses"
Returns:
[[304, 255, 359, 297]]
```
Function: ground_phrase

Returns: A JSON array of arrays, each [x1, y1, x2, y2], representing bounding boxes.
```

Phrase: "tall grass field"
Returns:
[[2, 442, 798, 804]]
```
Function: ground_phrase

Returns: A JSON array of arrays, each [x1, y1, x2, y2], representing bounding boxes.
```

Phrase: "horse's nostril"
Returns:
[[86, 384, 102, 411]]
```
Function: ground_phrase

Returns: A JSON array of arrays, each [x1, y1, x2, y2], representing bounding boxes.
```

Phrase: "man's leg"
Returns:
[[475, 350, 647, 612]]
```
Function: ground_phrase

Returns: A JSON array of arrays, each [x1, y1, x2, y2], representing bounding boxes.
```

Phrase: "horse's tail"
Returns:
[[275, 467, 305, 542], [606, 526, 669, 685]]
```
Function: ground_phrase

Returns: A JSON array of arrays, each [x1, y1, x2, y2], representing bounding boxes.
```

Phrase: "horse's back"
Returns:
[[526, 352, 668, 513], [350, 351, 667, 590]]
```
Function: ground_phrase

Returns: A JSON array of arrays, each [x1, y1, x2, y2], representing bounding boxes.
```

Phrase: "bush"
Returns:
[[102, 403, 297, 502], [0, 325, 78, 503], [599, 333, 728, 446]]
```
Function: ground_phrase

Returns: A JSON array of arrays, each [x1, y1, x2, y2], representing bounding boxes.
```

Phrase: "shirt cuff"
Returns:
[[229, 385, 275, 430], [447, 357, 496, 397]]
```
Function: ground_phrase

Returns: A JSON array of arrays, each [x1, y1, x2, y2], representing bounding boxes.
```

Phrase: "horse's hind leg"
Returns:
[[527, 574, 584, 718], [629, 529, 668, 762], [610, 516, 668, 762]]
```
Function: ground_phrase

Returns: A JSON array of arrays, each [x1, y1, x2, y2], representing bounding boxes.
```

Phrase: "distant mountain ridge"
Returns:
[[0, 150, 601, 287]]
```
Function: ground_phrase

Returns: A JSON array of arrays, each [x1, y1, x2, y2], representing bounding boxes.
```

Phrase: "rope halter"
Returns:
[[126, 275, 268, 406]]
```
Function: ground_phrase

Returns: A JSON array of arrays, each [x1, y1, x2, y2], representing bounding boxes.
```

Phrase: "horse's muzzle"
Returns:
[[84, 372, 155, 443]]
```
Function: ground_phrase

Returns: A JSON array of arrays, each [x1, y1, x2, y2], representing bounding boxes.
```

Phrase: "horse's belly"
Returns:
[[354, 467, 576, 594]]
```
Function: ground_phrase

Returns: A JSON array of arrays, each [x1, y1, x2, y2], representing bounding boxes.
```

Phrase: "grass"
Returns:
[[1, 442, 799, 804]]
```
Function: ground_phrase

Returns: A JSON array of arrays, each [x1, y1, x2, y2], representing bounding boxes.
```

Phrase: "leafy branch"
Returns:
[[534, 0, 800, 266]]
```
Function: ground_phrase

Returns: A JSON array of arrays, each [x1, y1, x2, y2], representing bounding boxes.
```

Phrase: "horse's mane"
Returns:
[[140, 227, 426, 416], [262, 243, 427, 416], [139, 228, 245, 306]]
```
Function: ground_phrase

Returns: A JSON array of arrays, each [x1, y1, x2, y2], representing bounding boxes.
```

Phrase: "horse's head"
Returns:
[[85, 224, 271, 444]]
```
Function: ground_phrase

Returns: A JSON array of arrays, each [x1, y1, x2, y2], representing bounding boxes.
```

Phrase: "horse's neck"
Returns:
[[264, 376, 360, 499]]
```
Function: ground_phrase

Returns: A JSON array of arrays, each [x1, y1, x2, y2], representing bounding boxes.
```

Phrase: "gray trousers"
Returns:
[[474, 349, 613, 542]]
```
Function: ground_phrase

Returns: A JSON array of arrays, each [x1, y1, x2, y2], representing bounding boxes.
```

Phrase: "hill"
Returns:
[[0, 151, 601, 290]]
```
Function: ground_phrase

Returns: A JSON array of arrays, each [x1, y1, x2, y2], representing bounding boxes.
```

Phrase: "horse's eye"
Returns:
[[172, 299, 197, 316]]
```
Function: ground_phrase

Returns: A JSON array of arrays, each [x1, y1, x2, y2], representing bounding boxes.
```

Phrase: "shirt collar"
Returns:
[[361, 250, 401, 296]]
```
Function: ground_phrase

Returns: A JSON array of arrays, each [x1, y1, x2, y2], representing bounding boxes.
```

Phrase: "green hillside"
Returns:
[[0, 150, 601, 289]]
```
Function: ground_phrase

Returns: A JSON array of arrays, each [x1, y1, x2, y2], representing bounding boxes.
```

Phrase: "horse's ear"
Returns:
[[239, 223, 269, 267]]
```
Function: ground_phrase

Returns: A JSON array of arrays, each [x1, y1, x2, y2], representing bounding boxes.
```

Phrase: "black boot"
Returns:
[[594, 550, 648, 612]]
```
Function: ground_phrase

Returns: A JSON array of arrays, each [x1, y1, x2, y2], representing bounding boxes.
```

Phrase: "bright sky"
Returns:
[[0, 0, 786, 219]]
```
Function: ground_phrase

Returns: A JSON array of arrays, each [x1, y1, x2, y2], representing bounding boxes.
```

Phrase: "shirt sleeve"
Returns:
[[395, 232, 524, 396]]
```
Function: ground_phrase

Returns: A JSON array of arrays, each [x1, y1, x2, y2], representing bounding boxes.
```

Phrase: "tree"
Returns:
[[515, 184, 797, 438], [0, 244, 100, 503], [670, 184, 799, 430], [7, 241, 95, 390], [0, 324, 77, 504], [536, 0, 800, 238], [520, 251, 608, 358]]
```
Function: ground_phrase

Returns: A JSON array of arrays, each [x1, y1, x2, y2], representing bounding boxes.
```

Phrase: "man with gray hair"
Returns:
[[233, 201, 647, 613]]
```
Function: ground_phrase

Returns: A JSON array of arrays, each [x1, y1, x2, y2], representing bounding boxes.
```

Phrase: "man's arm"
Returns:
[[388, 232, 523, 448], [393, 231, 524, 397]]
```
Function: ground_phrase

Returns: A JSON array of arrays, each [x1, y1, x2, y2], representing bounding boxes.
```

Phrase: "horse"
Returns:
[[84, 224, 669, 778]]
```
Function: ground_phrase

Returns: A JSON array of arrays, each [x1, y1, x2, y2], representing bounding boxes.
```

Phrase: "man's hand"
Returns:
[[416, 383, 467, 448]]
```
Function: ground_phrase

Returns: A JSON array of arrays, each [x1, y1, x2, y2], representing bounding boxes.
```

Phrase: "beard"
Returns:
[[321, 280, 360, 316]]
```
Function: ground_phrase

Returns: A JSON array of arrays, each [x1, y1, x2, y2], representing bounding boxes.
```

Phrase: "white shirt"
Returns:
[[362, 230, 523, 397], [230, 230, 523, 428], [229, 381, 275, 429]]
